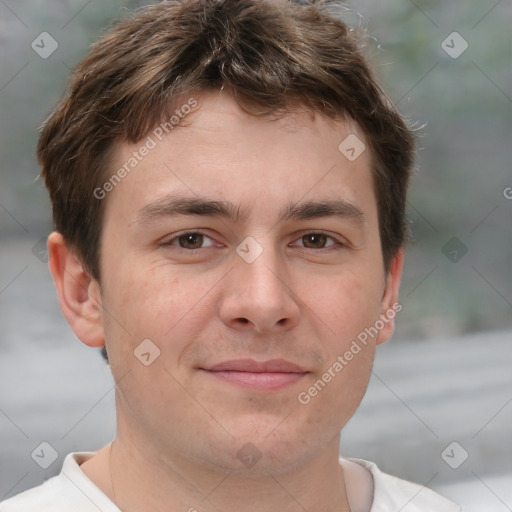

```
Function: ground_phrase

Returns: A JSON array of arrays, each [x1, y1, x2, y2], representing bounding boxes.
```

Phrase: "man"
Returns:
[[1, 0, 461, 510]]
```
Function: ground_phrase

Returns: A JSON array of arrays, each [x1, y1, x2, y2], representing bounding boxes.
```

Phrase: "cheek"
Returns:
[[101, 258, 220, 367], [294, 336, 375, 442], [106, 259, 184, 328], [303, 268, 383, 339], [297, 269, 381, 402], [331, 343, 375, 421]]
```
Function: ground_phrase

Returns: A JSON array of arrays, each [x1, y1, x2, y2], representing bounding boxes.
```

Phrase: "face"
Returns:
[[93, 91, 402, 475]]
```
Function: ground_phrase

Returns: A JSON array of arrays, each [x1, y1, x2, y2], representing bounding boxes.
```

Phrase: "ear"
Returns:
[[47, 232, 105, 348], [375, 248, 404, 346]]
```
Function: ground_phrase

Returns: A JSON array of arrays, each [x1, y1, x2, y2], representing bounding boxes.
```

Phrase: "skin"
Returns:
[[48, 89, 403, 512]]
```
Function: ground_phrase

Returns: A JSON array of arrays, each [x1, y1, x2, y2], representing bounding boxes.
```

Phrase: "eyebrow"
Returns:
[[133, 195, 366, 226], [280, 200, 366, 224]]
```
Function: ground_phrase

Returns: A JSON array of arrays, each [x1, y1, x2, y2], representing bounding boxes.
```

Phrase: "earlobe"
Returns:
[[375, 248, 404, 345], [47, 232, 105, 348]]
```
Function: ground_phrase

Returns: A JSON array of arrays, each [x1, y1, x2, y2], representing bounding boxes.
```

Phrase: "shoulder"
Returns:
[[0, 473, 70, 512], [0, 453, 119, 512], [346, 458, 462, 512]]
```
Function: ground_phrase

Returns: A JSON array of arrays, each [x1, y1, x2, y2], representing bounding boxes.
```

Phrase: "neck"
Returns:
[[101, 431, 351, 512]]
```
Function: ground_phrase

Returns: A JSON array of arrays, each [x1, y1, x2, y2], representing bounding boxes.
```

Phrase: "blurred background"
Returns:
[[1, 1, 511, 510]]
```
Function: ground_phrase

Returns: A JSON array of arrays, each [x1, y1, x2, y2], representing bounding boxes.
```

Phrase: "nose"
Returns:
[[219, 244, 300, 334]]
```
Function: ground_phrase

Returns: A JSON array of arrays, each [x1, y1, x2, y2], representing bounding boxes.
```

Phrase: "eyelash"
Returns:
[[161, 231, 218, 252], [162, 230, 345, 252]]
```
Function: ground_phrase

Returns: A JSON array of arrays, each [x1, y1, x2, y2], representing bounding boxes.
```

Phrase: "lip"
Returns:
[[201, 359, 309, 391], [206, 358, 307, 373]]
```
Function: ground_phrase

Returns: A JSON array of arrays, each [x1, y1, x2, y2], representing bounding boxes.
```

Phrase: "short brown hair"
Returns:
[[38, 0, 415, 280]]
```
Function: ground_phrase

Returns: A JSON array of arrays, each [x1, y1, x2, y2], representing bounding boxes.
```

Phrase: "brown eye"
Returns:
[[177, 233, 204, 249], [164, 231, 217, 251], [301, 233, 328, 248]]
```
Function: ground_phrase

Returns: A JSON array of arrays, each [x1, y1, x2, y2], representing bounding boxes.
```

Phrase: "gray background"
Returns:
[[1, 1, 511, 510]]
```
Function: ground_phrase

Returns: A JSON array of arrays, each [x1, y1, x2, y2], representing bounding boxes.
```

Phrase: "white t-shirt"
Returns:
[[0, 452, 460, 511]]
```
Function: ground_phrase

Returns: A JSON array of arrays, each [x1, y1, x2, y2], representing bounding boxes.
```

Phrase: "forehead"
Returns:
[[103, 90, 376, 223]]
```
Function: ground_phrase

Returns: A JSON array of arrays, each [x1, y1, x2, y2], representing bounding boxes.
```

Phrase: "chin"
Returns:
[[198, 418, 324, 477]]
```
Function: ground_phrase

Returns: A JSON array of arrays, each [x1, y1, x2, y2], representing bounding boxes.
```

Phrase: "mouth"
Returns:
[[200, 359, 309, 391]]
